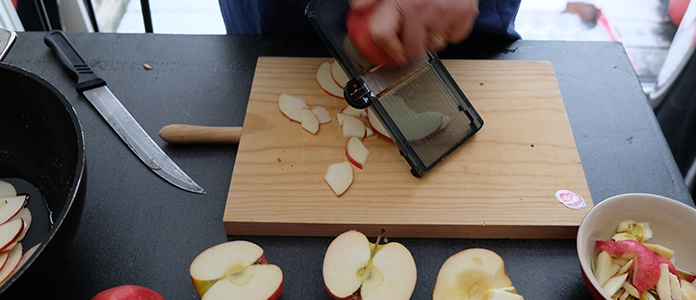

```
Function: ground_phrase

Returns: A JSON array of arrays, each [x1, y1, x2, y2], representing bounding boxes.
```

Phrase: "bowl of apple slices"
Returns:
[[577, 193, 696, 300]]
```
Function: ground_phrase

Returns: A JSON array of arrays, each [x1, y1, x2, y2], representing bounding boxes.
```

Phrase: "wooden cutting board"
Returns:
[[223, 57, 593, 239]]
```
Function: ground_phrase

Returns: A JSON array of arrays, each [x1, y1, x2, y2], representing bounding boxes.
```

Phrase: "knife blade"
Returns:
[[44, 30, 205, 194]]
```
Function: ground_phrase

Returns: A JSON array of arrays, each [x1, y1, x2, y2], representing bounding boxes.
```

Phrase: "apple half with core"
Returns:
[[190, 240, 283, 300], [432, 248, 524, 300], [323, 230, 417, 300]]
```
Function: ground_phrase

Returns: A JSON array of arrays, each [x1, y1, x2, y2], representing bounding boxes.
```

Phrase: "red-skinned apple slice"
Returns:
[[331, 60, 350, 88], [596, 239, 679, 295], [312, 106, 332, 124], [0, 242, 22, 286], [0, 196, 26, 226], [340, 106, 366, 117], [300, 108, 320, 135], [0, 181, 15, 198], [366, 108, 392, 141], [323, 230, 417, 300], [432, 248, 524, 300], [0, 251, 8, 272], [317, 61, 344, 98], [346, 137, 370, 169], [0, 218, 23, 253], [342, 116, 366, 139], [14, 208, 31, 241], [278, 93, 309, 122], [337, 113, 350, 126], [91, 285, 165, 300], [324, 162, 353, 196], [190, 240, 283, 300]]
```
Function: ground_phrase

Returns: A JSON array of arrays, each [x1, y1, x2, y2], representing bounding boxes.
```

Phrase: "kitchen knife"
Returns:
[[44, 30, 205, 194]]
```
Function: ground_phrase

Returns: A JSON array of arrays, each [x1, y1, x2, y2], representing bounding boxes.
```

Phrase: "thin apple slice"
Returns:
[[312, 106, 332, 124], [316, 61, 344, 98], [0, 242, 22, 286], [0, 251, 8, 272], [0, 181, 15, 198], [657, 264, 672, 300], [644, 243, 675, 260], [340, 106, 366, 117], [300, 108, 320, 135], [15, 243, 40, 272], [670, 272, 683, 300], [324, 162, 353, 196], [602, 273, 628, 298], [14, 208, 31, 241], [278, 93, 309, 122], [679, 268, 696, 283], [366, 107, 392, 141], [681, 279, 696, 299], [346, 137, 370, 169], [595, 251, 620, 286], [337, 113, 350, 126], [331, 60, 350, 88], [190, 240, 283, 300], [0, 219, 24, 252], [342, 116, 366, 139], [0, 196, 26, 226], [432, 248, 523, 300]]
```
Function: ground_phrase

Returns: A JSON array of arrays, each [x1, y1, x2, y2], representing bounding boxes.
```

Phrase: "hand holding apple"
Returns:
[[348, 0, 479, 65]]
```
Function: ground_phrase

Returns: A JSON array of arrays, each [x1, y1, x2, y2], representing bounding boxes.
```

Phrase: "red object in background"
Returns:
[[12, 0, 16, 8], [670, 0, 691, 26]]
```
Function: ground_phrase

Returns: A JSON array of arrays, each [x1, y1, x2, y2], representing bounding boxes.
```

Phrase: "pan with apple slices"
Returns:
[[0, 29, 86, 299]]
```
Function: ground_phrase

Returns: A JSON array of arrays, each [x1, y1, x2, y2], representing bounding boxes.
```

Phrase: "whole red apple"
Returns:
[[91, 285, 165, 300], [346, 6, 398, 66]]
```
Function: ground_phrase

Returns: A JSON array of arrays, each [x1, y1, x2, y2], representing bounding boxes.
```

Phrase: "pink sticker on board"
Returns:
[[555, 190, 586, 209]]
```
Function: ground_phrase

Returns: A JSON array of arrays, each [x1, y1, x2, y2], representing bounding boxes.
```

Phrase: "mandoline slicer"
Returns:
[[306, 0, 484, 177]]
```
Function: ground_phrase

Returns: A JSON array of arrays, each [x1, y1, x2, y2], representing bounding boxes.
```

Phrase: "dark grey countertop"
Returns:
[[2, 32, 692, 299]]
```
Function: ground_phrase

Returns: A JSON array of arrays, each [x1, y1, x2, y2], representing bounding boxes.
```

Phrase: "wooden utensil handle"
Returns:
[[159, 124, 242, 144]]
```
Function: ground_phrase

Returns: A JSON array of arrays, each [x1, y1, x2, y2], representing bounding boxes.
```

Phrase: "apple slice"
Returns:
[[16, 243, 40, 272], [300, 108, 320, 135], [312, 106, 332, 124], [346, 137, 370, 169], [679, 268, 696, 283], [190, 240, 283, 300], [0, 251, 8, 272], [0, 218, 23, 253], [331, 60, 350, 88], [340, 106, 366, 117], [14, 208, 31, 241], [337, 113, 350, 126], [0, 181, 15, 198], [0, 242, 22, 286], [602, 273, 628, 298], [324, 162, 353, 196], [682, 279, 696, 299], [342, 116, 366, 139], [432, 248, 524, 300], [594, 251, 620, 287], [0, 196, 26, 226], [657, 263, 672, 300], [323, 230, 417, 300], [278, 93, 309, 122], [316, 61, 344, 98], [644, 243, 675, 260], [366, 108, 392, 141]]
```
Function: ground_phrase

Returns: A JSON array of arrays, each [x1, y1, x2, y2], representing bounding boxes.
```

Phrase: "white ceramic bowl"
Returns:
[[577, 193, 696, 299]]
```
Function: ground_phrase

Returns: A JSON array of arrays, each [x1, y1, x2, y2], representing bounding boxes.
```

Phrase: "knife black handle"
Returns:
[[44, 30, 106, 92]]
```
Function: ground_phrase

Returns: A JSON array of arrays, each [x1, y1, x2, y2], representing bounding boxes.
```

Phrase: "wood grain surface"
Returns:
[[224, 57, 593, 239]]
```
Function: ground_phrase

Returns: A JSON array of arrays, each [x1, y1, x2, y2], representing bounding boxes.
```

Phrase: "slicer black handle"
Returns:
[[44, 30, 106, 92]]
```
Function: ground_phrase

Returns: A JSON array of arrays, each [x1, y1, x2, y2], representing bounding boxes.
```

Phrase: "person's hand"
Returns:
[[350, 0, 479, 65]]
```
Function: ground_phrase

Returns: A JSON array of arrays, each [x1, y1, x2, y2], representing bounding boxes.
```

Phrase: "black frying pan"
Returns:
[[0, 29, 86, 299]]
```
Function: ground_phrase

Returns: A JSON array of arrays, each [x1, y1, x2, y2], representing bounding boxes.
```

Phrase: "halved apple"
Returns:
[[300, 108, 320, 135], [331, 60, 350, 88], [190, 240, 283, 300], [278, 93, 309, 122], [324, 162, 353, 196], [346, 137, 370, 169], [432, 248, 524, 300], [91, 285, 165, 300], [323, 230, 417, 300], [316, 61, 344, 98]]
